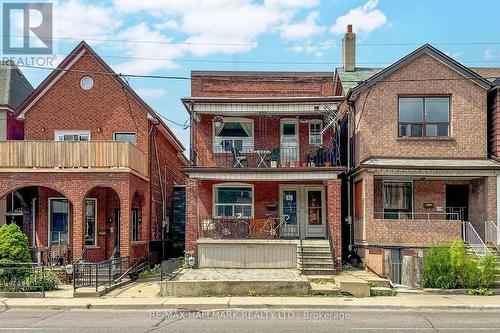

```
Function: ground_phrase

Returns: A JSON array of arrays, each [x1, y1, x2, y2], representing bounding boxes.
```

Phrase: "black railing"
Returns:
[[200, 216, 298, 240], [212, 146, 338, 168], [73, 256, 129, 292], [160, 257, 183, 281], [0, 262, 47, 296]]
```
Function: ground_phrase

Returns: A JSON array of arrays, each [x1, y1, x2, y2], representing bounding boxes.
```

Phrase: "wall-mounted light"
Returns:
[[41, 127, 45, 132], [97, 127, 102, 133], [213, 116, 224, 129]]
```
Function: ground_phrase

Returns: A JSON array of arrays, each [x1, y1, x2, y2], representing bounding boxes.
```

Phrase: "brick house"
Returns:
[[336, 25, 500, 284], [182, 71, 345, 271], [0, 41, 187, 265]]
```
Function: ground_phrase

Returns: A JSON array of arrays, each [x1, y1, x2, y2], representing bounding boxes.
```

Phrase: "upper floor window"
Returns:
[[213, 119, 253, 153], [398, 97, 450, 137], [114, 132, 137, 145], [55, 130, 90, 141], [309, 120, 323, 145]]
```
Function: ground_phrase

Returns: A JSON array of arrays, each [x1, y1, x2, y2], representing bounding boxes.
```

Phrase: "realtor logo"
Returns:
[[2, 2, 53, 54]]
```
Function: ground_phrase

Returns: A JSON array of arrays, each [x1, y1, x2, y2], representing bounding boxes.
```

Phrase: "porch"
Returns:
[[0, 172, 150, 266]]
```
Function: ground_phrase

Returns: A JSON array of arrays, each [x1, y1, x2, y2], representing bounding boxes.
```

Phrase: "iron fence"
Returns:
[[0, 262, 47, 295], [160, 257, 183, 281], [73, 256, 129, 292]]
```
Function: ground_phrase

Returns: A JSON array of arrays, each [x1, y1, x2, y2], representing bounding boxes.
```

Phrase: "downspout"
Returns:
[[189, 103, 195, 166], [346, 92, 355, 252]]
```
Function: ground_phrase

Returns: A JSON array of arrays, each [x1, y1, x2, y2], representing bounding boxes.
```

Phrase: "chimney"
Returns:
[[342, 24, 356, 72]]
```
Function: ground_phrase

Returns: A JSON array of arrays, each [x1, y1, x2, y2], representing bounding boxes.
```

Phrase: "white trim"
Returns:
[[18, 49, 86, 119], [54, 130, 91, 141], [192, 102, 338, 115], [188, 171, 339, 181], [213, 183, 255, 218], [280, 119, 299, 163], [212, 117, 254, 153], [84, 198, 98, 247], [48, 197, 70, 246], [308, 119, 323, 145]]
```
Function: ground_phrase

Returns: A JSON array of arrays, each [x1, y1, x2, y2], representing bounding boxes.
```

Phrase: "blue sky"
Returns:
[[2, 0, 500, 148]]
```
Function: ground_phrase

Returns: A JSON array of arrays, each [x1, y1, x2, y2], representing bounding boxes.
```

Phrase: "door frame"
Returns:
[[280, 119, 299, 163], [279, 185, 326, 239], [48, 197, 71, 246]]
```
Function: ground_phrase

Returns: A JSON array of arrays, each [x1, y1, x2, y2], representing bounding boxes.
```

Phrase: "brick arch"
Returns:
[[0, 183, 73, 202], [81, 184, 124, 204]]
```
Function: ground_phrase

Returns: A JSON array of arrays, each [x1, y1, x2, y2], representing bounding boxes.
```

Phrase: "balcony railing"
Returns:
[[0, 141, 148, 177], [210, 146, 338, 169], [374, 211, 461, 220]]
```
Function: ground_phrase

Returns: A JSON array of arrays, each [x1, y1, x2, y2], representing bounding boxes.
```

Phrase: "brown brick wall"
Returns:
[[191, 73, 334, 97], [489, 88, 500, 156], [353, 53, 488, 165]]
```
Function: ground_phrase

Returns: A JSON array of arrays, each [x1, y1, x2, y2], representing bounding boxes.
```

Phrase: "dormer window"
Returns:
[[398, 97, 450, 137]]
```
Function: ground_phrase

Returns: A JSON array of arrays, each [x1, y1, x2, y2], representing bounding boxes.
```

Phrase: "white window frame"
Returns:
[[54, 130, 90, 141], [382, 180, 414, 213], [113, 132, 137, 145], [213, 117, 254, 153], [213, 183, 254, 218], [309, 120, 323, 145], [48, 197, 70, 246], [131, 208, 140, 242], [84, 198, 98, 247]]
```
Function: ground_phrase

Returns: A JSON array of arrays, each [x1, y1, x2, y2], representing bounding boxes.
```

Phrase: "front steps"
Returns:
[[297, 240, 335, 275]]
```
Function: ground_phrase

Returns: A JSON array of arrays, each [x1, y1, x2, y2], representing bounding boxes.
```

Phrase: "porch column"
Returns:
[[326, 179, 342, 268], [185, 178, 199, 254], [71, 200, 84, 261], [362, 171, 375, 243], [120, 198, 131, 258]]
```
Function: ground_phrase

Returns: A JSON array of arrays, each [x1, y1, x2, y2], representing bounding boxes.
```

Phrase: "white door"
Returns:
[[304, 187, 326, 238], [280, 120, 299, 165], [280, 186, 326, 239]]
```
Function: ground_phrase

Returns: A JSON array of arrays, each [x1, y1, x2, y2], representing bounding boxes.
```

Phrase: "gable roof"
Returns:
[[335, 67, 383, 93], [0, 60, 33, 110], [15, 41, 186, 155], [471, 67, 500, 83], [349, 44, 492, 101]]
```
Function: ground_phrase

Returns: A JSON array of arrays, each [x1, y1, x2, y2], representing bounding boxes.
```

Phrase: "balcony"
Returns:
[[0, 141, 148, 177]]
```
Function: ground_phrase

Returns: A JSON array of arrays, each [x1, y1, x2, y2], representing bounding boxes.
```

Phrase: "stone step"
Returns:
[[306, 275, 335, 282], [300, 268, 337, 275], [298, 264, 334, 270], [298, 257, 333, 262], [309, 283, 340, 296], [297, 250, 332, 256]]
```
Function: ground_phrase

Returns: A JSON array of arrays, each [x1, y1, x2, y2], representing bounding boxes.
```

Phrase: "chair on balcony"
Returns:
[[231, 147, 247, 168], [265, 148, 280, 167]]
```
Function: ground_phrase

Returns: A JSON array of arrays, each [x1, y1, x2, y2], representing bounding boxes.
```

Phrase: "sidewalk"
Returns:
[[1, 293, 500, 311]]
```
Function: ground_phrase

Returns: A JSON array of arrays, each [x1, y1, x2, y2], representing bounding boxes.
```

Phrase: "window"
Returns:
[[80, 76, 94, 90], [132, 208, 139, 241], [399, 97, 449, 137], [309, 120, 323, 145], [55, 131, 90, 141], [213, 119, 253, 153], [214, 186, 253, 218], [49, 199, 69, 245], [114, 132, 137, 145], [84, 199, 97, 246], [382, 181, 412, 219]]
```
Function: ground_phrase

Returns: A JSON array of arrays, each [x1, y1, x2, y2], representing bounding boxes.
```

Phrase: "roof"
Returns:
[[349, 44, 492, 100], [336, 67, 382, 91], [191, 70, 335, 77], [14, 41, 186, 155], [470, 67, 500, 83], [0, 60, 33, 109], [182, 96, 343, 103], [360, 157, 500, 170]]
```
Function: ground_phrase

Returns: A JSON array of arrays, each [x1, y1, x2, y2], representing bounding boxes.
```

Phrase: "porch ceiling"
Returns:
[[183, 167, 344, 180]]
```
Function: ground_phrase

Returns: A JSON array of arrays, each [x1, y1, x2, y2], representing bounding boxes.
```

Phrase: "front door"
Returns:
[[280, 120, 299, 164], [280, 186, 326, 239]]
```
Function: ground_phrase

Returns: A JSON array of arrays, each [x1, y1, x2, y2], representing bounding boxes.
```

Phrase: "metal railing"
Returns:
[[485, 220, 500, 249], [73, 256, 129, 292], [463, 221, 491, 259], [0, 263, 47, 295], [374, 211, 460, 220], [199, 216, 298, 240], [160, 257, 183, 281], [210, 146, 338, 168]]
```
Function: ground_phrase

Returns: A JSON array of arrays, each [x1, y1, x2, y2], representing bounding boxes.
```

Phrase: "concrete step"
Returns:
[[298, 250, 332, 256], [298, 264, 334, 270], [300, 268, 337, 275], [309, 283, 340, 296], [297, 257, 334, 263]]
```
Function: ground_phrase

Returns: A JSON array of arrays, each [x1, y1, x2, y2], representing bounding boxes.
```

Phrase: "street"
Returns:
[[0, 308, 499, 332]]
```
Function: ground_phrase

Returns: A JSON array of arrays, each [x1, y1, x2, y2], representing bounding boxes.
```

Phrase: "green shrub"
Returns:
[[423, 246, 456, 289], [424, 239, 499, 289], [468, 288, 495, 296], [22, 270, 59, 291], [0, 224, 31, 263]]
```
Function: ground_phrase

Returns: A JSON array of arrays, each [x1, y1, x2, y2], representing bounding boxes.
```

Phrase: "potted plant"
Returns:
[[284, 161, 291, 168], [301, 162, 308, 167], [294, 160, 301, 168]]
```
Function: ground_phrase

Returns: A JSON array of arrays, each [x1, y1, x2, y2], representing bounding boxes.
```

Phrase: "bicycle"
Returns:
[[202, 216, 250, 239], [259, 214, 291, 239]]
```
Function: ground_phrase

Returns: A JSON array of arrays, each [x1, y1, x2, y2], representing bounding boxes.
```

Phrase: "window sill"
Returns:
[[131, 241, 147, 245], [85, 246, 100, 249], [396, 136, 455, 142]]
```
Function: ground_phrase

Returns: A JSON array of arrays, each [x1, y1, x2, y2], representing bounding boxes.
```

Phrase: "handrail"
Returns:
[[484, 220, 500, 251], [324, 218, 336, 269], [463, 221, 491, 259], [114, 257, 146, 283]]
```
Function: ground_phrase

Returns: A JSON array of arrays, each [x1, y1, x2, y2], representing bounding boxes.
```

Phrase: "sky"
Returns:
[[2, 0, 500, 150]]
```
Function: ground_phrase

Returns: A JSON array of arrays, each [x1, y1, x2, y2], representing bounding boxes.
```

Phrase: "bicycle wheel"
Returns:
[[211, 220, 224, 239], [233, 221, 250, 239]]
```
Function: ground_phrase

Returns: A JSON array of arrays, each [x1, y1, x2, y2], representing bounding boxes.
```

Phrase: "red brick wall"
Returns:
[[353, 53, 488, 165], [194, 114, 334, 167], [326, 179, 342, 267], [192, 72, 334, 97]]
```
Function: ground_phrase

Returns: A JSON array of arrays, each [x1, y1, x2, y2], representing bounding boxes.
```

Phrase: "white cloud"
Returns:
[[280, 11, 326, 41], [485, 49, 500, 60], [135, 88, 166, 99], [331, 0, 387, 35], [290, 39, 335, 57], [264, 0, 319, 8]]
